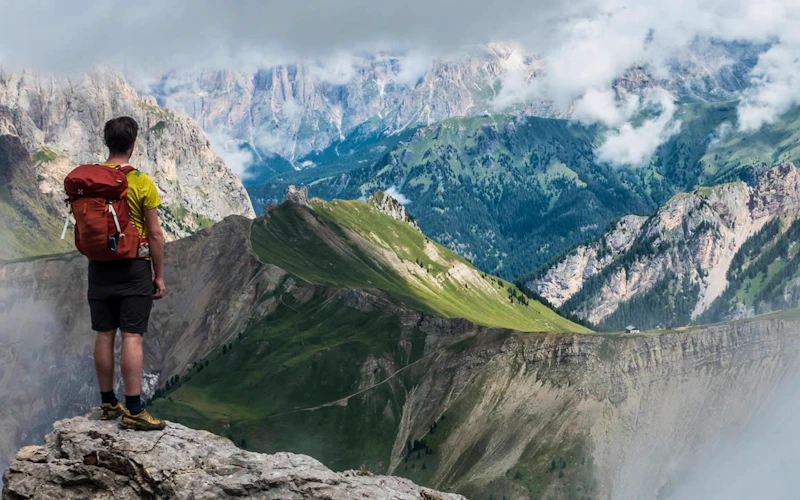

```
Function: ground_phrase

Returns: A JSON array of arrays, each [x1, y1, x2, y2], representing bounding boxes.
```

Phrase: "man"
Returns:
[[90, 116, 166, 430]]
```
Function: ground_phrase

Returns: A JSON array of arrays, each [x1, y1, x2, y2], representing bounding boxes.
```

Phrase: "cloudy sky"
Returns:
[[1, 0, 799, 166]]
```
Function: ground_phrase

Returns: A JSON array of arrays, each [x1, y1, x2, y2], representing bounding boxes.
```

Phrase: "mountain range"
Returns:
[[248, 99, 800, 282], [148, 39, 762, 178]]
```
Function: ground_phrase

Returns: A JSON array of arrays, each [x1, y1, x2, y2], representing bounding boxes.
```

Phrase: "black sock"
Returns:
[[125, 395, 142, 414], [101, 391, 118, 406]]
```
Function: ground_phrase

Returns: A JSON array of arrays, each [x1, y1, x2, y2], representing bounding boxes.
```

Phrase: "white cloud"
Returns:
[[253, 127, 288, 156], [738, 37, 800, 131], [394, 50, 436, 87], [0, 0, 585, 73], [708, 121, 733, 148], [596, 91, 682, 167], [385, 186, 411, 205], [306, 52, 359, 86], [572, 88, 640, 127], [205, 128, 254, 179], [672, 373, 800, 499]]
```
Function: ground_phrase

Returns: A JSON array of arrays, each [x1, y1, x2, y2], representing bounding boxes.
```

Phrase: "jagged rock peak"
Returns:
[[2, 414, 464, 500], [285, 185, 310, 207], [368, 191, 420, 230]]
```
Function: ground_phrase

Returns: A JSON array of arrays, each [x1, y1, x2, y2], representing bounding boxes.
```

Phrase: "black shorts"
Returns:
[[88, 259, 153, 334]]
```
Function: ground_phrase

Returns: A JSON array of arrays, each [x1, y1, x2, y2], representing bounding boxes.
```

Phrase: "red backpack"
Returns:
[[63, 164, 144, 261]]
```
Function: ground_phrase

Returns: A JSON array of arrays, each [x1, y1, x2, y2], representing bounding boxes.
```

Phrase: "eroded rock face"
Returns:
[[529, 214, 648, 308], [528, 163, 800, 323], [0, 70, 255, 240], [2, 414, 464, 500], [149, 45, 551, 165]]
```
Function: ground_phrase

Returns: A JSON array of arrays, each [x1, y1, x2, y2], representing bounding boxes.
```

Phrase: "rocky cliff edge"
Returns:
[[2, 413, 463, 500]]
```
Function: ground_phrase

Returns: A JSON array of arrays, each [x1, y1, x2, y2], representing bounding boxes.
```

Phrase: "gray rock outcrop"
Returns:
[[285, 185, 310, 207], [2, 414, 463, 499], [368, 191, 420, 230]]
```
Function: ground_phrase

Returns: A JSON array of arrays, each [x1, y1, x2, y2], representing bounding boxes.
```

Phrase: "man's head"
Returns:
[[104, 116, 139, 157]]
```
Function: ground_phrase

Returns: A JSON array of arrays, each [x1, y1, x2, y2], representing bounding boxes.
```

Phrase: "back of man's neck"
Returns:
[[104, 155, 131, 165]]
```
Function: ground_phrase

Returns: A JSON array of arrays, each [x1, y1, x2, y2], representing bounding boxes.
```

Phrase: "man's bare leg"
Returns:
[[118, 331, 164, 429], [120, 331, 143, 405], [94, 330, 116, 392]]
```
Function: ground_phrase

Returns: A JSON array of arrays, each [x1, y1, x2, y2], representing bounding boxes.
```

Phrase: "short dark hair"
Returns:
[[104, 116, 139, 154]]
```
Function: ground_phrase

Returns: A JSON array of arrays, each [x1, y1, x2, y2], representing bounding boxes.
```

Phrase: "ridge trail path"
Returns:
[[263, 337, 466, 420]]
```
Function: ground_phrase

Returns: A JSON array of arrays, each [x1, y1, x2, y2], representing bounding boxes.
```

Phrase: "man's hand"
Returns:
[[153, 277, 166, 300]]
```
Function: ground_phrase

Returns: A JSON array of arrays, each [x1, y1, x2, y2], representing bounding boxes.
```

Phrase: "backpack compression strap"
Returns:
[[117, 163, 137, 175]]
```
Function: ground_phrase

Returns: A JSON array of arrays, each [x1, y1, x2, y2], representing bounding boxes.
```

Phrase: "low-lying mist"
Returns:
[[670, 371, 800, 499]]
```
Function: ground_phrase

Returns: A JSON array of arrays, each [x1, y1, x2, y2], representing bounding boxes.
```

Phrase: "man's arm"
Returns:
[[144, 208, 165, 300]]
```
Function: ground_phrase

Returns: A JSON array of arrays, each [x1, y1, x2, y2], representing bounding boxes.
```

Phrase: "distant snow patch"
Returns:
[[385, 186, 411, 205]]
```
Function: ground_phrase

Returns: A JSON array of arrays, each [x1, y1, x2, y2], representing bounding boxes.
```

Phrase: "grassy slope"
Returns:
[[153, 293, 412, 471], [252, 198, 587, 333], [699, 104, 800, 184]]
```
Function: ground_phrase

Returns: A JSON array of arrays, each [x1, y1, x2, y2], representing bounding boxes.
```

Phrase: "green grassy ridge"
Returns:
[[251, 198, 588, 333]]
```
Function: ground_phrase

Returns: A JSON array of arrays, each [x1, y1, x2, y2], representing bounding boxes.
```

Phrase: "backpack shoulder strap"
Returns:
[[117, 163, 137, 175]]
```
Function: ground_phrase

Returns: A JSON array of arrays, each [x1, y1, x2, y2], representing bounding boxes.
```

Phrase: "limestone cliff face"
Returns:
[[150, 44, 549, 164], [0, 70, 254, 240], [149, 41, 758, 168], [530, 215, 648, 308], [528, 163, 800, 324], [2, 414, 463, 500]]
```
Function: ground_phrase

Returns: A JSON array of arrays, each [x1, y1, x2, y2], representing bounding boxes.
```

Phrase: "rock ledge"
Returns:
[[2, 414, 464, 500]]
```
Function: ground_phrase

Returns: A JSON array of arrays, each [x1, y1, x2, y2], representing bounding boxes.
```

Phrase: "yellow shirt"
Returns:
[[102, 164, 161, 239]]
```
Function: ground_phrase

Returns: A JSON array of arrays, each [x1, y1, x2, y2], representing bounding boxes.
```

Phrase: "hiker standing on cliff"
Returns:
[[63, 117, 166, 430]]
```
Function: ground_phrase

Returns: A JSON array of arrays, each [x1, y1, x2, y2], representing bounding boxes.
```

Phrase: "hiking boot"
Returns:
[[119, 407, 166, 431], [100, 402, 125, 420]]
